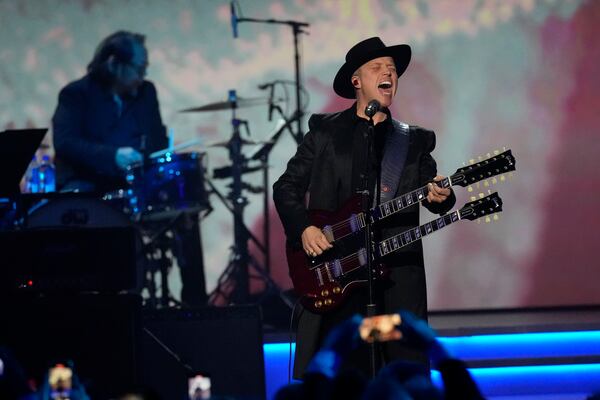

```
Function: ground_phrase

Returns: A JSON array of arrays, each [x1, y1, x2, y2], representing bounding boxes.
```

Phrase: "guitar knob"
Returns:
[[333, 287, 341, 294], [324, 299, 333, 306], [315, 300, 323, 308], [321, 289, 330, 297]]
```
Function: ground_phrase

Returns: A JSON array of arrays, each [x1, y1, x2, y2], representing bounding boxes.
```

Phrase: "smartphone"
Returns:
[[188, 373, 211, 400], [359, 313, 403, 343], [48, 363, 73, 399]]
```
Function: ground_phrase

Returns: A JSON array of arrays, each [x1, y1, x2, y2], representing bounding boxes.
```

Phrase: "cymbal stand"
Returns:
[[209, 90, 277, 305]]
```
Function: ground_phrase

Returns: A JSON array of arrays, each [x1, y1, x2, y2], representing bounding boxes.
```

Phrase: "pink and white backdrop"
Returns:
[[1, 0, 598, 310]]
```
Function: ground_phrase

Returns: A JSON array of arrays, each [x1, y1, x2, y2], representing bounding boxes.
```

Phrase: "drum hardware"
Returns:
[[229, 2, 309, 144], [248, 110, 302, 277], [207, 138, 273, 148], [139, 212, 188, 308], [149, 138, 202, 159], [206, 97, 302, 305], [212, 163, 263, 180], [179, 96, 284, 113], [202, 90, 278, 305]]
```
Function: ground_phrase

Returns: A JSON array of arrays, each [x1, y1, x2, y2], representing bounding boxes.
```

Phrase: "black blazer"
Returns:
[[273, 105, 455, 249], [52, 75, 168, 192]]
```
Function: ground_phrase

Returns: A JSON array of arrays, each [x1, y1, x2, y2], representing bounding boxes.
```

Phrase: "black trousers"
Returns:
[[293, 262, 429, 379]]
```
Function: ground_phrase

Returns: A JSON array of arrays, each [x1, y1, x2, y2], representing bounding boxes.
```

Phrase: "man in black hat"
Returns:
[[273, 37, 455, 377]]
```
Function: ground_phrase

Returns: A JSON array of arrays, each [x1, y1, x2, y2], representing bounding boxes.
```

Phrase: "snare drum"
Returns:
[[125, 152, 209, 220]]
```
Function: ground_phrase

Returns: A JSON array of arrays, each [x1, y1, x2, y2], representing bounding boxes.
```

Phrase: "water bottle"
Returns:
[[31, 155, 56, 193], [24, 156, 39, 193]]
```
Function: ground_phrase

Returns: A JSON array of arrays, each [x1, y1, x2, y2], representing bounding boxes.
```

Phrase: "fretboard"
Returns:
[[328, 177, 454, 241], [374, 177, 453, 220], [319, 210, 461, 280], [378, 210, 460, 256]]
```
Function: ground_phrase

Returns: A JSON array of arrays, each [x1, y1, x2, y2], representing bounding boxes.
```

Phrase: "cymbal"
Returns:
[[207, 139, 273, 148], [180, 97, 282, 113], [213, 164, 264, 180]]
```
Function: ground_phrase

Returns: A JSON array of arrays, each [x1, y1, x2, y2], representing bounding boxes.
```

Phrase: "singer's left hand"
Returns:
[[426, 175, 451, 203]]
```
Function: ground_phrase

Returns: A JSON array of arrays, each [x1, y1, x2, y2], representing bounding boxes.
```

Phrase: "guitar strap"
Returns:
[[379, 119, 410, 204]]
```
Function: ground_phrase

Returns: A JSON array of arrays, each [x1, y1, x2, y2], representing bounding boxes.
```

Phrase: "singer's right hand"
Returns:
[[301, 225, 333, 257], [115, 147, 142, 170]]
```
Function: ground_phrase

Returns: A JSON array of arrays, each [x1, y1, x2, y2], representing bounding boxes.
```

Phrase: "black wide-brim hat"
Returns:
[[333, 37, 411, 99]]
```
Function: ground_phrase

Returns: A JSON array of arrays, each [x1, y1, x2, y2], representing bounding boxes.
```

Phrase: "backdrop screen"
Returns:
[[1, 0, 598, 310]]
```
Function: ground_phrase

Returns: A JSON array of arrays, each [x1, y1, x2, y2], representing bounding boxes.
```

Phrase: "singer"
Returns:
[[273, 37, 455, 377]]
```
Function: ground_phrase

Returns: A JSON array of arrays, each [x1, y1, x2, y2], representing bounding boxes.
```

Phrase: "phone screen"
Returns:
[[359, 313, 403, 343], [48, 363, 73, 399], [188, 373, 211, 400]]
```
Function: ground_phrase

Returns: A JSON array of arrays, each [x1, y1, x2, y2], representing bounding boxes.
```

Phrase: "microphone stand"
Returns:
[[236, 16, 309, 145], [363, 115, 378, 378], [249, 108, 302, 275]]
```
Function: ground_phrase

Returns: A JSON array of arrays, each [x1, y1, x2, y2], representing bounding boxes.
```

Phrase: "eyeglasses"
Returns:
[[128, 62, 148, 78]]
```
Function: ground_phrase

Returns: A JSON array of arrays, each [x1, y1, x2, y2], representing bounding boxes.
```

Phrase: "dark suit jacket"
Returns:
[[52, 75, 168, 193], [273, 105, 454, 247], [273, 105, 456, 377]]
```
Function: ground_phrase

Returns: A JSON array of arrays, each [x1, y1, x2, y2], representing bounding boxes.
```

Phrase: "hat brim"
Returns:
[[333, 44, 411, 99]]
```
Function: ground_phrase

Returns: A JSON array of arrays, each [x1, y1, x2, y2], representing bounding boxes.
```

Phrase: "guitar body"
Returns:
[[286, 195, 387, 314], [283, 149, 515, 314]]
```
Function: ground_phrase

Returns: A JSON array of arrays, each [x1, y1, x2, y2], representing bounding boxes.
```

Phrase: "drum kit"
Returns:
[[8, 5, 311, 310], [41, 87, 300, 307]]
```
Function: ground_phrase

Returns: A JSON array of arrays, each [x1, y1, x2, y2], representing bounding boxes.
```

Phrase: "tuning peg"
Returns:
[[493, 149, 500, 155], [469, 159, 476, 165], [491, 177, 498, 185], [470, 196, 477, 201], [493, 214, 499, 221], [479, 192, 485, 199], [483, 180, 490, 187], [467, 185, 473, 192], [486, 152, 491, 158], [485, 216, 491, 223], [487, 189, 492, 195], [500, 174, 506, 182]]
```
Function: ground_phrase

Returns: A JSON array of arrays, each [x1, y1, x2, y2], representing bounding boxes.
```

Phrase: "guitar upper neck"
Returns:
[[372, 177, 453, 221]]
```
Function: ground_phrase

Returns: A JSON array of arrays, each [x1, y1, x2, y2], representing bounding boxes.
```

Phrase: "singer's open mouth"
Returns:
[[378, 81, 393, 96]]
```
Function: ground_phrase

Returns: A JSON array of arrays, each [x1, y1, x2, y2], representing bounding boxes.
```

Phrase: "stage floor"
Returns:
[[264, 305, 600, 399]]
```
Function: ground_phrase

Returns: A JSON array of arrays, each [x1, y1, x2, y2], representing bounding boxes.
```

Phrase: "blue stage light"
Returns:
[[438, 330, 600, 360], [264, 332, 600, 399]]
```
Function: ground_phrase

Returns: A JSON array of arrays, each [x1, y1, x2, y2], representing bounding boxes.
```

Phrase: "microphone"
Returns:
[[365, 100, 381, 119], [267, 85, 275, 121], [258, 82, 277, 121], [230, 2, 238, 38]]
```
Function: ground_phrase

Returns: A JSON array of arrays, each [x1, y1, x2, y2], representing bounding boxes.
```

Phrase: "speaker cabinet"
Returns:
[[142, 305, 265, 400], [0, 293, 142, 399]]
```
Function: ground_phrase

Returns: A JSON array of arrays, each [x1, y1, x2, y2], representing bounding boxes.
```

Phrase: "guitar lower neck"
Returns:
[[378, 210, 460, 257], [324, 210, 461, 280]]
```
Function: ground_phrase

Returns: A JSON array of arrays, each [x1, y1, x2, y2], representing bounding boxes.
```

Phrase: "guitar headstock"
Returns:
[[459, 192, 503, 221], [451, 149, 516, 187]]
